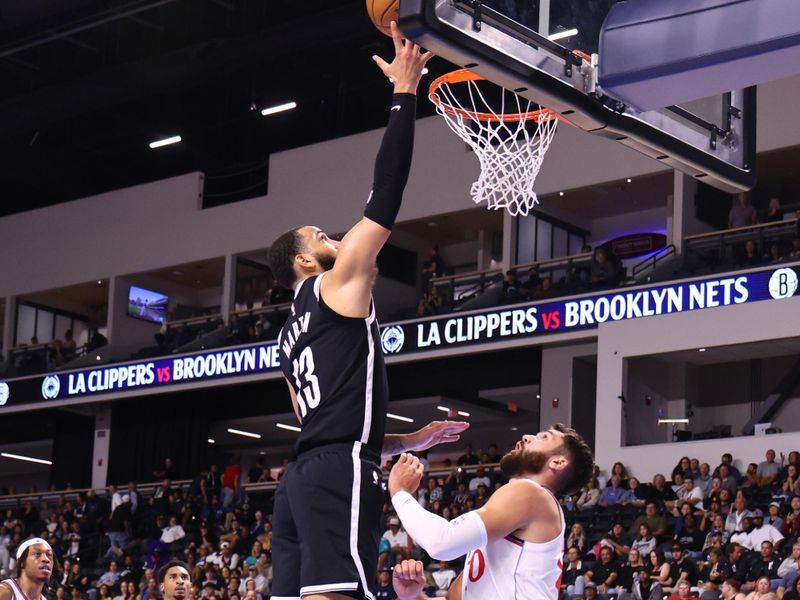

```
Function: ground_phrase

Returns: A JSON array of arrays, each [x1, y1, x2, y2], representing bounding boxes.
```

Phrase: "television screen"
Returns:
[[127, 286, 168, 324]]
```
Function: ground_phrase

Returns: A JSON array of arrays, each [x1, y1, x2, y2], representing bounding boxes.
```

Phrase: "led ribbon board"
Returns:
[[1, 265, 797, 407]]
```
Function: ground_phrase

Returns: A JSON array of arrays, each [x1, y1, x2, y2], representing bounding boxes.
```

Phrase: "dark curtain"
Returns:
[[108, 398, 210, 484], [51, 412, 94, 489]]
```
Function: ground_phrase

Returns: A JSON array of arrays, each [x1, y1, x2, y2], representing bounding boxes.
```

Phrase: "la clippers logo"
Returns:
[[41, 376, 61, 400], [380, 326, 405, 354]]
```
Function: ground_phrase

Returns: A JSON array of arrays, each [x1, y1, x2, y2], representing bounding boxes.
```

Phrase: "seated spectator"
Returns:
[[744, 575, 778, 599], [598, 475, 628, 508], [673, 457, 692, 481], [382, 516, 411, 561], [502, 269, 521, 303], [629, 502, 668, 541], [673, 473, 686, 494], [456, 445, 479, 466], [576, 478, 601, 511], [583, 546, 619, 596], [590, 248, 619, 288], [715, 454, 743, 483], [675, 515, 705, 557], [781, 577, 800, 600], [239, 565, 267, 596], [566, 523, 588, 557], [599, 522, 632, 560], [429, 560, 457, 598], [757, 450, 781, 488], [727, 496, 752, 534], [609, 462, 630, 489], [742, 542, 780, 593], [97, 561, 121, 590], [634, 567, 664, 600], [666, 580, 700, 600], [561, 546, 586, 599], [766, 503, 783, 531], [739, 239, 762, 267], [468, 466, 491, 493], [698, 547, 725, 597], [531, 276, 556, 300], [720, 578, 747, 600], [418, 477, 443, 510], [676, 477, 705, 511], [625, 477, 646, 507], [615, 548, 645, 596], [747, 511, 784, 552], [160, 515, 186, 545], [649, 549, 673, 588], [767, 244, 783, 263], [777, 542, 800, 584], [781, 466, 800, 499], [695, 463, 713, 497], [370, 567, 395, 600], [740, 463, 759, 489], [665, 544, 699, 594], [646, 474, 678, 510], [718, 543, 748, 584], [782, 496, 800, 540], [632, 524, 657, 558], [789, 237, 800, 260]]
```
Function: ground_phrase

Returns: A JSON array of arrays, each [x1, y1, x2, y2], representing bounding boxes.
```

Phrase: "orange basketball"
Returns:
[[366, 0, 399, 37]]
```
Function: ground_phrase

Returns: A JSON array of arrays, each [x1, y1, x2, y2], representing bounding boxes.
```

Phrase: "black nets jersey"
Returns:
[[278, 273, 388, 457]]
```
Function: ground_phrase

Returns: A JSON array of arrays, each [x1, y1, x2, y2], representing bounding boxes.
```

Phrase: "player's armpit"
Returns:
[[321, 217, 389, 317], [446, 573, 463, 600], [475, 478, 554, 541], [0, 583, 12, 600]]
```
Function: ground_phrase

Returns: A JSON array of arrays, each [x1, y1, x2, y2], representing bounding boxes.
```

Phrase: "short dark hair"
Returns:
[[268, 228, 304, 289], [158, 561, 192, 584], [551, 423, 594, 495]]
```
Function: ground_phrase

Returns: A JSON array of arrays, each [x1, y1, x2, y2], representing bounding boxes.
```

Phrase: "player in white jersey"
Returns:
[[387, 424, 594, 600], [0, 538, 57, 600]]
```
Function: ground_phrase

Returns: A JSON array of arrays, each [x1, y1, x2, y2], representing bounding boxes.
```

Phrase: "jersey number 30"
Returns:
[[292, 347, 321, 419]]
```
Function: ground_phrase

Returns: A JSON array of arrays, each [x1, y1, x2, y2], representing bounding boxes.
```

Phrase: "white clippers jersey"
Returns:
[[462, 480, 565, 600], [1, 579, 46, 600]]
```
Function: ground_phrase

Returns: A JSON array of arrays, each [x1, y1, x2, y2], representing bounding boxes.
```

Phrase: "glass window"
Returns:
[[536, 219, 552, 261], [16, 304, 36, 346], [569, 233, 584, 255], [553, 227, 568, 259], [36, 310, 55, 343], [517, 215, 536, 264]]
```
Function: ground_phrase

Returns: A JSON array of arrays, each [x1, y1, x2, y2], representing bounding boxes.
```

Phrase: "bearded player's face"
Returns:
[[299, 226, 339, 271], [500, 429, 565, 477]]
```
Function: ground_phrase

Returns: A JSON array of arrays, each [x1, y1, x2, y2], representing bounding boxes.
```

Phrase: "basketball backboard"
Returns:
[[399, 0, 756, 192]]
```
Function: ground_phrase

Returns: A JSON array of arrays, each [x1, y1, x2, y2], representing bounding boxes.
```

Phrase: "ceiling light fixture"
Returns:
[[547, 28, 579, 42], [698, 348, 707, 352], [149, 135, 181, 149], [457, 410, 470, 417], [436, 406, 450, 413], [227, 427, 262, 439], [559, 192, 564, 197], [386, 412, 414, 423], [1, 452, 52, 465], [261, 101, 297, 117], [276, 423, 301, 432], [207, 438, 215, 444], [658, 418, 690, 424]]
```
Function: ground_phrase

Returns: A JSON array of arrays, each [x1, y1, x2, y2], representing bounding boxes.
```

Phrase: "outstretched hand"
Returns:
[[406, 420, 470, 453], [389, 452, 425, 497], [393, 559, 426, 600], [372, 21, 433, 94]]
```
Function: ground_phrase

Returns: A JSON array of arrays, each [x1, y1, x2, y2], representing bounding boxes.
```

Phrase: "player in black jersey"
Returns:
[[266, 22, 469, 600]]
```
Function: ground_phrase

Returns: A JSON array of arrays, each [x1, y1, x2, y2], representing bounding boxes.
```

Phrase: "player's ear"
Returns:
[[548, 454, 569, 473]]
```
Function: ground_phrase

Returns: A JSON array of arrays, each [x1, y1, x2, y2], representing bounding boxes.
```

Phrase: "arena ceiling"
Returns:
[[0, 0, 450, 217]]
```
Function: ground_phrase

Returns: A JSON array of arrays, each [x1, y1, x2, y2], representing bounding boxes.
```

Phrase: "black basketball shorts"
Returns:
[[271, 442, 384, 600]]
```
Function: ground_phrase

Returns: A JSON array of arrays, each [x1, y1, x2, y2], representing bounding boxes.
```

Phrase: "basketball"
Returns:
[[366, 0, 399, 37]]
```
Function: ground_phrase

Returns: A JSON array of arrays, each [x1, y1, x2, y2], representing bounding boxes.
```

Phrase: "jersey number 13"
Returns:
[[292, 347, 321, 419]]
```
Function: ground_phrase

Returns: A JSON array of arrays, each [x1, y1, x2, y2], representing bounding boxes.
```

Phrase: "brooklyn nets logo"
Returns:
[[769, 268, 798, 300], [41, 375, 61, 400], [380, 326, 405, 354]]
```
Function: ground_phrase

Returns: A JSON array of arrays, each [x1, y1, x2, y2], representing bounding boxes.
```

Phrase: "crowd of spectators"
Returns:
[[2, 445, 800, 600]]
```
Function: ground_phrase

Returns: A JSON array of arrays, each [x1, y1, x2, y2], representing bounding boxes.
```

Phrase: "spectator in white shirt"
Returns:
[[468, 467, 491, 493], [160, 515, 186, 544], [207, 541, 240, 570], [430, 560, 457, 597], [239, 566, 268, 597], [97, 561, 121, 589], [748, 509, 785, 552], [108, 485, 123, 514], [695, 463, 713, 496], [757, 449, 781, 488], [777, 542, 800, 579], [725, 495, 752, 534], [676, 477, 704, 511], [382, 516, 412, 560]]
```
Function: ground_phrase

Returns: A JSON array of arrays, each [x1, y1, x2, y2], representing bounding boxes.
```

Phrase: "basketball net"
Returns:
[[429, 70, 559, 217]]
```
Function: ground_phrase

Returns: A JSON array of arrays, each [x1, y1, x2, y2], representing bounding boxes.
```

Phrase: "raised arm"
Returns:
[[321, 22, 432, 318]]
